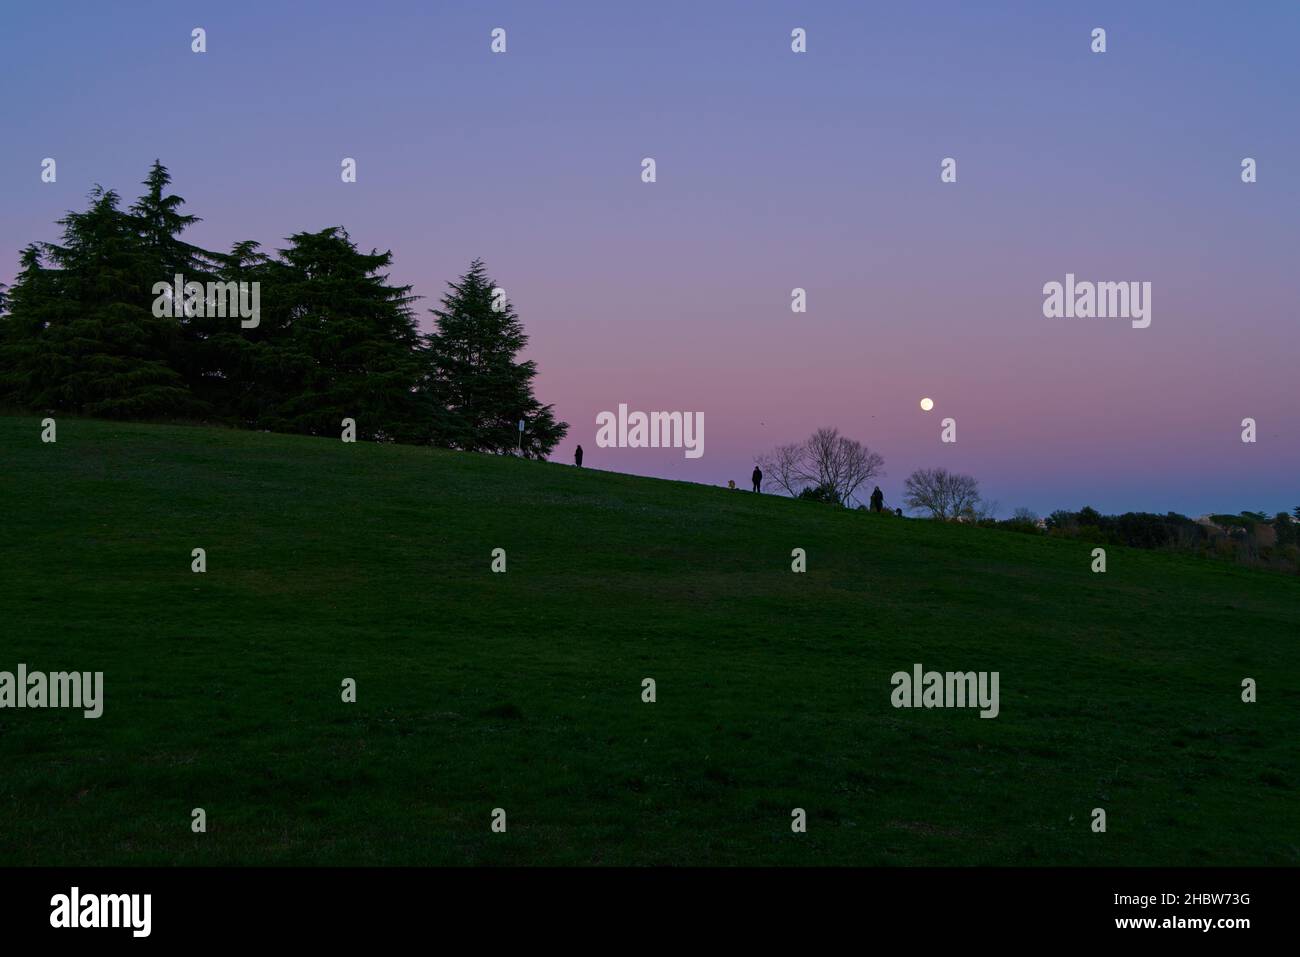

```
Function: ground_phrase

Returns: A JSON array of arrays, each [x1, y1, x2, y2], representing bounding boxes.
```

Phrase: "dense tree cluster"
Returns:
[[1033, 507, 1299, 572], [0, 162, 567, 457]]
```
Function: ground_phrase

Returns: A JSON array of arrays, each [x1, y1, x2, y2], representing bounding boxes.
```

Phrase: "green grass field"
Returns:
[[1, 415, 1296, 866]]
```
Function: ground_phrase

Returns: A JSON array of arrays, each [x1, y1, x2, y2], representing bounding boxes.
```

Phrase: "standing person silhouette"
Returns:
[[752, 465, 762, 493], [575, 445, 584, 468], [870, 486, 884, 513]]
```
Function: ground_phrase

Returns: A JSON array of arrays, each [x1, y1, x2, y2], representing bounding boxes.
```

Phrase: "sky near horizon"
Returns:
[[2, 1, 1296, 517]]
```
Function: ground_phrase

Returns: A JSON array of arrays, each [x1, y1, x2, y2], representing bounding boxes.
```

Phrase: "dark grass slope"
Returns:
[[1, 415, 1297, 865]]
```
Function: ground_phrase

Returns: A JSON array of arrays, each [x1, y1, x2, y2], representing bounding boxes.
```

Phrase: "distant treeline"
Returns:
[[996, 506, 1300, 573], [0, 161, 567, 456]]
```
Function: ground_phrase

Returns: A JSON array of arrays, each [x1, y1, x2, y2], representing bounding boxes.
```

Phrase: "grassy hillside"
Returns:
[[1, 415, 1296, 866]]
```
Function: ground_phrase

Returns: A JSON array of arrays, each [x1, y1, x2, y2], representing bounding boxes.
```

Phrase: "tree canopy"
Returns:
[[0, 162, 567, 457]]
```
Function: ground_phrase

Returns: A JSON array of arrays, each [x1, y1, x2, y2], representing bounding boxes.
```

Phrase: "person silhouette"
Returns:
[[575, 445, 584, 467], [870, 486, 884, 513], [752, 466, 762, 493]]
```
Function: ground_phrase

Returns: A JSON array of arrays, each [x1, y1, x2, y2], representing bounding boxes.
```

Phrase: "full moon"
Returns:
[[920, 397, 934, 411]]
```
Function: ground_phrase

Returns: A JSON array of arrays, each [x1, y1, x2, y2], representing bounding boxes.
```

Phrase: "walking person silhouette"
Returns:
[[575, 445, 583, 467], [752, 465, 762, 493]]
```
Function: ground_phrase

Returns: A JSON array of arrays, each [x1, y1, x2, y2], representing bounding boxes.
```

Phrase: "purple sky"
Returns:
[[2, 1, 1296, 516]]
